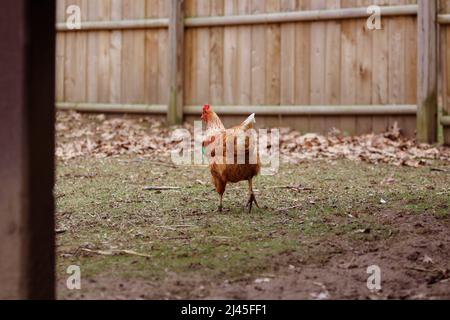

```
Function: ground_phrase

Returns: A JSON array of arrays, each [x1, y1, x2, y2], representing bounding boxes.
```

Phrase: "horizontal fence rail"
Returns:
[[185, 5, 418, 28], [442, 116, 450, 126], [56, 102, 418, 116], [56, 4, 418, 32], [57, 102, 167, 114], [184, 105, 418, 116], [438, 14, 450, 24], [56, 18, 169, 31]]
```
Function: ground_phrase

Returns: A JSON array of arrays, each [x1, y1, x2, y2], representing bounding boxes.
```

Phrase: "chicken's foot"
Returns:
[[246, 193, 259, 213], [246, 179, 259, 213]]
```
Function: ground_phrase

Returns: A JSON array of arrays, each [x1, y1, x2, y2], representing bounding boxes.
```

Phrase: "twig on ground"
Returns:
[[80, 248, 152, 258], [405, 266, 433, 273], [431, 167, 450, 173], [120, 250, 152, 258], [156, 225, 197, 231], [86, 212, 97, 218], [276, 205, 303, 212], [143, 186, 182, 191], [80, 248, 115, 256], [147, 160, 177, 169], [267, 185, 313, 192]]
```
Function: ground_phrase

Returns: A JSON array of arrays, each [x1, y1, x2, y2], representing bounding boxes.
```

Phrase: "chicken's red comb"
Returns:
[[203, 104, 210, 112]]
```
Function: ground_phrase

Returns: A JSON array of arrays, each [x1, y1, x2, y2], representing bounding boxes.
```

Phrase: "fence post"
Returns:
[[417, 0, 438, 143], [168, 0, 185, 125], [0, 0, 56, 299]]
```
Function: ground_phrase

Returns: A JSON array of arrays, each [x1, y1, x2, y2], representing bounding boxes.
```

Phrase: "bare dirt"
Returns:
[[58, 191, 450, 300]]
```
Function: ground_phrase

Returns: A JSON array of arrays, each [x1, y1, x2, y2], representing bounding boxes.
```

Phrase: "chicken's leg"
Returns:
[[214, 179, 226, 212], [246, 179, 259, 213], [218, 193, 224, 212]]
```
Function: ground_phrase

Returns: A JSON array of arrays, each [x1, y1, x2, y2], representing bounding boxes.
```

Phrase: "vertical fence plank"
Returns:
[[224, 0, 238, 105], [76, 0, 88, 102], [158, 0, 169, 105], [340, 0, 357, 135], [325, 0, 342, 132], [309, 0, 327, 133], [403, 0, 418, 137], [184, 0, 196, 106], [87, 0, 100, 103], [97, 6, 112, 103], [168, 0, 185, 124], [145, 0, 160, 105], [388, 0, 406, 108], [293, 0, 311, 133], [388, 0, 406, 132], [281, 0, 296, 106], [263, 0, 282, 128], [195, 0, 211, 104], [210, 0, 224, 105], [64, 0, 87, 103], [417, 0, 438, 143], [86, 1, 113, 103], [265, 0, 281, 106], [110, 0, 122, 104], [121, 0, 146, 104], [238, 0, 252, 105], [310, 0, 326, 106], [405, 0, 418, 106], [56, 0, 66, 102], [356, 0, 374, 134], [372, 0, 389, 133], [251, 0, 266, 106]]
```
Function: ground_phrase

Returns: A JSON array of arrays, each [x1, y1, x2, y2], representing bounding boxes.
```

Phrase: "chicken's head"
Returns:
[[201, 104, 211, 122]]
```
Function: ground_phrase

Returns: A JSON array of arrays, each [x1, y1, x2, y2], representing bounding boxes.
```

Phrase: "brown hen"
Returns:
[[201, 105, 261, 213]]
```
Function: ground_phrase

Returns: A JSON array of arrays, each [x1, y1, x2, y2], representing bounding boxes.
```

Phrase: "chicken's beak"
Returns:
[[201, 112, 206, 122]]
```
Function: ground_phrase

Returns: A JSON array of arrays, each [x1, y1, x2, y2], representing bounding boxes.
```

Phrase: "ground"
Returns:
[[55, 155, 450, 300]]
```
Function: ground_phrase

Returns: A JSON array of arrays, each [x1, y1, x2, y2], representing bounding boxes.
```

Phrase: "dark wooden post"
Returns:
[[440, 2, 450, 145], [0, 0, 56, 299], [168, 0, 185, 125], [417, 0, 438, 143]]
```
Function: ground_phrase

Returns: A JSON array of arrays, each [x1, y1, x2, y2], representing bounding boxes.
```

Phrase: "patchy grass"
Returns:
[[55, 157, 450, 299]]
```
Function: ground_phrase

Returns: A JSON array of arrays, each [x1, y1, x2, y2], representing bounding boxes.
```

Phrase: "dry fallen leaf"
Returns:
[[56, 112, 450, 167], [422, 255, 434, 265], [381, 173, 396, 185], [254, 278, 271, 284]]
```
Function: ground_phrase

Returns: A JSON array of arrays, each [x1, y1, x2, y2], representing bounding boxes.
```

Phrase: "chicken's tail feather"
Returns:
[[241, 113, 256, 130]]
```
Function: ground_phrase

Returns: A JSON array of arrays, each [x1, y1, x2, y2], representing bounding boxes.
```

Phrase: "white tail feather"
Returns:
[[242, 113, 256, 129]]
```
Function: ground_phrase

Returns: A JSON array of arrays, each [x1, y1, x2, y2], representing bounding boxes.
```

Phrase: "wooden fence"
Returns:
[[55, 0, 449, 143], [439, 0, 450, 145]]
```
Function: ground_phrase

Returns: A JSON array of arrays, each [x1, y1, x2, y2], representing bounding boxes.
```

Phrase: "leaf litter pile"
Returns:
[[56, 111, 450, 167]]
